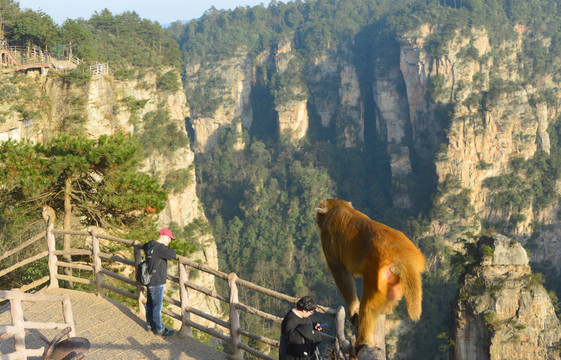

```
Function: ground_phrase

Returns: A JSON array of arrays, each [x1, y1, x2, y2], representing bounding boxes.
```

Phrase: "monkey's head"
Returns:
[[315, 199, 353, 227], [42, 205, 56, 224]]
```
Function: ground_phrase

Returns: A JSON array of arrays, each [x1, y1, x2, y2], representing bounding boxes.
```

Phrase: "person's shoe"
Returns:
[[156, 328, 175, 337], [146, 325, 152, 332]]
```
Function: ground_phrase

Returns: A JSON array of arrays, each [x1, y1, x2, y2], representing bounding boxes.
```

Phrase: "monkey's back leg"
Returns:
[[326, 261, 360, 321]]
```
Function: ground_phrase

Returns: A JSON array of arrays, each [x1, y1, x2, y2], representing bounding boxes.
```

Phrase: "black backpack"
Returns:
[[136, 248, 154, 286]]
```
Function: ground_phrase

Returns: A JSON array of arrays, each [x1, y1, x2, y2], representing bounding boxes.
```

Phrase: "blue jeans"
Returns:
[[146, 285, 164, 332]]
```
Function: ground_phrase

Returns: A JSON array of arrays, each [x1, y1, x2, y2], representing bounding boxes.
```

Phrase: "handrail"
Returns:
[[0, 220, 351, 360], [0, 231, 45, 262]]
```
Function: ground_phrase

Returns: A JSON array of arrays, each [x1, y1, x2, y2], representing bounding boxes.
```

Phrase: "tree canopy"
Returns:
[[0, 133, 166, 237], [0, 1, 182, 70]]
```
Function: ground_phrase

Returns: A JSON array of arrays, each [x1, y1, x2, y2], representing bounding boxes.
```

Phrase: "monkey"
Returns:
[[315, 199, 425, 347], [42, 205, 56, 226]]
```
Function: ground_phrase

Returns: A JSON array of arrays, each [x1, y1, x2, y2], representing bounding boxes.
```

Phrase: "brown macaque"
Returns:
[[315, 199, 425, 346], [42, 205, 56, 226]]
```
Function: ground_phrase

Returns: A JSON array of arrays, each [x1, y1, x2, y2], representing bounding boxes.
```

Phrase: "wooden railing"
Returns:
[[0, 40, 84, 71], [0, 289, 75, 360], [0, 230, 50, 292], [0, 218, 351, 360], [90, 62, 109, 75]]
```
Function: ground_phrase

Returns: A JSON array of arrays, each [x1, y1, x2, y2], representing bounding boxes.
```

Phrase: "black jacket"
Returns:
[[279, 309, 323, 360], [142, 240, 176, 286]]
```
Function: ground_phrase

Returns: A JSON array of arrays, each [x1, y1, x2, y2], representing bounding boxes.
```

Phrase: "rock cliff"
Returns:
[[451, 234, 561, 360], [179, 20, 561, 356], [182, 21, 561, 238]]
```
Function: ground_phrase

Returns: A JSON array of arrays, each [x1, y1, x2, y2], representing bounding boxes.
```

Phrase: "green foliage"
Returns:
[[179, 0, 399, 63], [157, 70, 180, 92], [163, 167, 194, 193], [0, 6, 182, 70], [483, 146, 561, 228], [12, 9, 59, 48], [61, 63, 92, 85], [476, 159, 492, 170], [120, 96, 148, 123], [0, 133, 166, 235], [525, 272, 545, 288], [451, 236, 480, 277], [167, 219, 207, 256], [480, 245, 494, 258], [270, 62, 308, 108], [70, 10, 182, 70], [483, 311, 498, 327], [195, 128, 340, 312], [0, 84, 17, 102], [399, 268, 457, 359], [113, 68, 137, 81], [186, 72, 232, 117], [137, 106, 189, 156], [486, 281, 504, 297], [6, 0, 561, 357], [458, 43, 479, 61]]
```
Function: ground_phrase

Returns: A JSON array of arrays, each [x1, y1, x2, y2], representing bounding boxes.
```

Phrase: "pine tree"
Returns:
[[0, 133, 167, 264]]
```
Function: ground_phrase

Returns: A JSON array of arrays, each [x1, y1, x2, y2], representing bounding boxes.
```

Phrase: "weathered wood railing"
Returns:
[[0, 289, 75, 360], [0, 221, 351, 360], [0, 231, 50, 292]]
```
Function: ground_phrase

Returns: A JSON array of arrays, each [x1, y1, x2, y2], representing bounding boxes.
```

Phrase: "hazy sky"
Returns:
[[16, 0, 273, 26]]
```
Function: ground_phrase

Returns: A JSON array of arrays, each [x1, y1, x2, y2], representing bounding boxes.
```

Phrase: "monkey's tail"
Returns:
[[395, 257, 424, 321]]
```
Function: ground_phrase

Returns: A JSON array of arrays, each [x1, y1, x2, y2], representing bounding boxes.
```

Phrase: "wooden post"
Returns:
[[228, 273, 243, 360], [335, 306, 351, 356], [357, 315, 386, 360], [62, 295, 76, 337], [63, 178, 73, 289], [44, 206, 59, 289], [178, 262, 193, 338], [134, 242, 146, 317], [373, 315, 385, 352], [10, 290, 25, 356], [90, 230, 104, 297]]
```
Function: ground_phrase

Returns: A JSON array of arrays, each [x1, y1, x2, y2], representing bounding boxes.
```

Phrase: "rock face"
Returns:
[[451, 234, 561, 360], [185, 52, 252, 152], [181, 21, 561, 278]]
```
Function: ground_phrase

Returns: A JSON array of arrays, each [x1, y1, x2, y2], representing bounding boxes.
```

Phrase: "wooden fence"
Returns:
[[0, 216, 351, 360], [0, 289, 75, 360], [0, 40, 85, 72]]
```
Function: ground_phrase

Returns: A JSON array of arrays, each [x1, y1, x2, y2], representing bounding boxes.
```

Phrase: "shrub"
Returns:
[[113, 68, 137, 81], [61, 64, 92, 85], [157, 71, 180, 92], [164, 167, 194, 193], [138, 107, 189, 156]]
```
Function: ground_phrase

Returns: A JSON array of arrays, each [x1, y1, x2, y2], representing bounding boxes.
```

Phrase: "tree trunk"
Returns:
[[63, 177, 73, 288]]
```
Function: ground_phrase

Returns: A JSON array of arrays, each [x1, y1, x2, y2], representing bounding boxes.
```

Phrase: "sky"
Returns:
[[15, 0, 273, 26]]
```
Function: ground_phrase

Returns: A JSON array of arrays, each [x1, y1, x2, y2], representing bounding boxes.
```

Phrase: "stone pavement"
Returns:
[[0, 288, 228, 360]]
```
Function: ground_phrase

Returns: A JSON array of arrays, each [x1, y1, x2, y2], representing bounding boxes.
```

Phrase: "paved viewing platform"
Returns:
[[0, 288, 228, 360]]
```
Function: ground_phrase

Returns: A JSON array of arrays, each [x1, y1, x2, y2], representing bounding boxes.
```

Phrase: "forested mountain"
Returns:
[[2, 0, 561, 358], [175, 0, 561, 358]]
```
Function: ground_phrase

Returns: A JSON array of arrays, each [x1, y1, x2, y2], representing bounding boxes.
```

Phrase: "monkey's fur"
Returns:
[[316, 199, 425, 346], [42, 205, 56, 226]]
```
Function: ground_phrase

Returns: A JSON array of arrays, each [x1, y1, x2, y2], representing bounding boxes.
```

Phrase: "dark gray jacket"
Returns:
[[142, 240, 176, 286], [279, 309, 322, 360]]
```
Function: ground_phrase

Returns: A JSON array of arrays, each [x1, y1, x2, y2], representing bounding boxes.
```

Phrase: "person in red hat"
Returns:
[[142, 228, 177, 336]]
